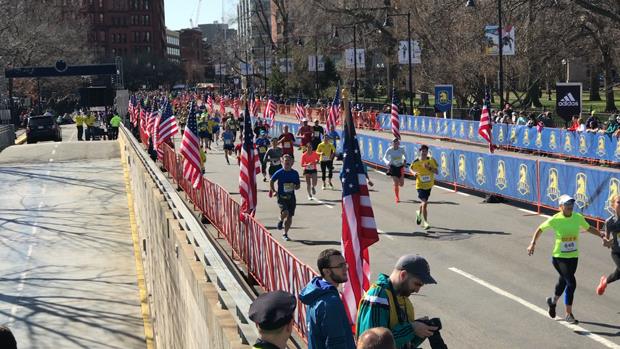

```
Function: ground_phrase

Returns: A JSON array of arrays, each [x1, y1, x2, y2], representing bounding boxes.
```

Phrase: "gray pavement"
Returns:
[[200, 134, 620, 349], [0, 125, 146, 349]]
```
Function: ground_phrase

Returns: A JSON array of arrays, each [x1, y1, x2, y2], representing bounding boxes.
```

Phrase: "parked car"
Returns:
[[56, 113, 74, 125], [26, 113, 62, 144]]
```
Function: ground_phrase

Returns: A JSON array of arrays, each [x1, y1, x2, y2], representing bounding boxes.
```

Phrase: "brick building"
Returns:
[[180, 29, 205, 83]]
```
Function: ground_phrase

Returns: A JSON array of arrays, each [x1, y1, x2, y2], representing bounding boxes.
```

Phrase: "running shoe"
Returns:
[[423, 222, 430, 230], [312, 187, 316, 195], [263, 177, 267, 182], [546, 297, 556, 319], [277, 220, 283, 230], [328, 183, 334, 189], [597, 275, 608, 295], [308, 196, 313, 201], [416, 210, 422, 225], [282, 234, 290, 241], [565, 313, 578, 324], [322, 185, 326, 190]]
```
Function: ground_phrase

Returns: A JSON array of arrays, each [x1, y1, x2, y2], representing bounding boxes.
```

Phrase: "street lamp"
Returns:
[[384, 10, 414, 114], [333, 24, 359, 105], [466, 0, 505, 109]]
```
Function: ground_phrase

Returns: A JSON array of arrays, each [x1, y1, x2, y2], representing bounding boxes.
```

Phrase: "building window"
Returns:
[[99, 13, 104, 23], [145, 32, 150, 43], [99, 31, 105, 42], [144, 0, 149, 10], [146, 46, 151, 53], [144, 15, 150, 25], [99, 0, 103, 7]]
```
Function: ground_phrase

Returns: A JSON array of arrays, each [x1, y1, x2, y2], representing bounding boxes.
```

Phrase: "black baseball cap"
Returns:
[[248, 291, 296, 330], [395, 254, 437, 284]]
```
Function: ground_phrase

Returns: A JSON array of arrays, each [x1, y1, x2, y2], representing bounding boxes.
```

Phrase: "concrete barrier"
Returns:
[[119, 127, 255, 349], [0, 125, 16, 152]]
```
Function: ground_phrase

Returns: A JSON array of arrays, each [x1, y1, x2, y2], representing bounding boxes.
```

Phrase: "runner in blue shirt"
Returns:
[[221, 126, 235, 165], [270, 154, 300, 241], [255, 131, 271, 181]]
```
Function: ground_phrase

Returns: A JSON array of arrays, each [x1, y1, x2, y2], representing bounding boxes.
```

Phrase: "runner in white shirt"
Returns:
[[383, 138, 407, 203]]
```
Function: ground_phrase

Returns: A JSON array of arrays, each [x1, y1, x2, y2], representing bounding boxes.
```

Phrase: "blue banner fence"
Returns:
[[375, 113, 620, 164], [268, 119, 619, 224]]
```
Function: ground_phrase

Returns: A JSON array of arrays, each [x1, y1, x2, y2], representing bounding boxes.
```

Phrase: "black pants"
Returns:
[[85, 126, 94, 141], [607, 251, 620, 284], [109, 126, 119, 140], [552, 257, 578, 305], [76, 125, 83, 141], [320, 160, 333, 182]]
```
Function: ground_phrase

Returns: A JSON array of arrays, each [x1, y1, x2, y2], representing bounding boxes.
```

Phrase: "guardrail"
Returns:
[[0, 124, 15, 152], [161, 142, 318, 341]]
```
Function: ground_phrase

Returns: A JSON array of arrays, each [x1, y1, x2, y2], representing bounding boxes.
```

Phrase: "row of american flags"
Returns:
[[128, 87, 494, 330]]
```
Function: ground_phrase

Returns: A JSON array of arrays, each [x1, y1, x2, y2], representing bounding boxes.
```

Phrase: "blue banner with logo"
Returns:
[[434, 85, 453, 113]]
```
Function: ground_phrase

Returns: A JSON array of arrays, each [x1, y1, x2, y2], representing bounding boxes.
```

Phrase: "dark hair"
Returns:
[[317, 249, 342, 277], [420, 144, 429, 151], [0, 326, 17, 349]]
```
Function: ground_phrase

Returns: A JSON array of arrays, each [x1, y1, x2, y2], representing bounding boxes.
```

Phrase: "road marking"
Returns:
[[48, 158, 54, 162], [436, 186, 453, 192], [449, 267, 620, 349], [373, 169, 387, 176], [378, 229, 394, 240], [312, 198, 334, 208], [541, 214, 551, 218], [457, 192, 470, 197], [51, 149, 56, 155], [518, 208, 538, 215]]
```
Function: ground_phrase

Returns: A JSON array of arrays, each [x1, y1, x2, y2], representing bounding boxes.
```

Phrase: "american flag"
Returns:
[[233, 97, 240, 118], [327, 84, 341, 133], [155, 100, 179, 158], [339, 98, 379, 326], [138, 99, 146, 131], [264, 95, 277, 127], [146, 103, 156, 137], [239, 95, 261, 215], [477, 87, 495, 153], [390, 89, 401, 140], [295, 92, 306, 122], [129, 95, 138, 126], [207, 94, 214, 114], [219, 95, 226, 116], [250, 96, 259, 117], [180, 102, 202, 189]]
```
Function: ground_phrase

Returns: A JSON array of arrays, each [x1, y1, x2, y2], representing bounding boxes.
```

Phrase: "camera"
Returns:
[[416, 317, 447, 349], [418, 317, 442, 331]]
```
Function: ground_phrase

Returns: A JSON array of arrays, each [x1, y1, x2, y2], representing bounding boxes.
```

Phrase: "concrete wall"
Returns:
[[119, 132, 249, 349], [0, 125, 15, 152]]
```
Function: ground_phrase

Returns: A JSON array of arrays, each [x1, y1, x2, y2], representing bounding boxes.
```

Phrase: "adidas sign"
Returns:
[[558, 93, 579, 107]]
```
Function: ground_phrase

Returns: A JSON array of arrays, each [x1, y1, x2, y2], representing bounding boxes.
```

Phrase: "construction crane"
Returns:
[[189, 0, 202, 28]]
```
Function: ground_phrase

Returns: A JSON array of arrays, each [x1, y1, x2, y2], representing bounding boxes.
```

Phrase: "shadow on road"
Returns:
[[296, 239, 340, 246]]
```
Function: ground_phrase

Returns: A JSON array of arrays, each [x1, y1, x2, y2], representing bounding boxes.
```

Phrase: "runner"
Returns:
[[211, 113, 221, 145], [315, 135, 336, 189], [226, 114, 239, 141], [198, 112, 209, 149], [300, 145, 320, 200], [311, 119, 324, 151], [527, 194, 605, 324], [206, 114, 218, 150], [269, 154, 300, 241], [221, 126, 235, 165], [409, 145, 438, 230], [297, 119, 313, 150], [277, 125, 296, 160], [265, 138, 283, 178], [383, 138, 407, 203], [596, 194, 620, 295], [255, 131, 271, 181], [254, 118, 267, 139]]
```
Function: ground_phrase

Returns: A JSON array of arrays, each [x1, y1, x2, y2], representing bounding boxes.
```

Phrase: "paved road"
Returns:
[[0, 125, 146, 349], [199, 134, 620, 349]]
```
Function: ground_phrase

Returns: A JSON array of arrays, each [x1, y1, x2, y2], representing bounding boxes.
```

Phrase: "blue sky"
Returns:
[[164, 0, 238, 31]]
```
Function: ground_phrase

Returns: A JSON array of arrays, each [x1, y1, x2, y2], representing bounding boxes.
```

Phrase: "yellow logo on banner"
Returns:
[[408, 117, 412, 130], [549, 131, 558, 150], [359, 137, 365, 156], [498, 127, 505, 142], [510, 127, 517, 143], [518, 164, 531, 195], [579, 134, 588, 155], [523, 128, 530, 146], [535, 132, 543, 148], [458, 154, 467, 181], [368, 140, 374, 158], [574, 173, 589, 209], [428, 120, 434, 133], [436, 120, 441, 134], [421, 119, 427, 132], [451, 122, 456, 136], [440, 152, 449, 178], [377, 142, 383, 160], [476, 157, 486, 185], [496, 160, 507, 190], [547, 168, 560, 202], [597, 136, 606, 157], [414, 118, 419, 131], [459, 123, 465, 138], [564, 133, 572, 152], [607, 178, 620, 215], [469, 124, 475, 139], [439, 91, 449, 104]]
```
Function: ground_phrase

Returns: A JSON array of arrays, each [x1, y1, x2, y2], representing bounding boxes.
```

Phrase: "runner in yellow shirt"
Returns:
[[409, 145, 438, 230], [315, 136, 337, 189]]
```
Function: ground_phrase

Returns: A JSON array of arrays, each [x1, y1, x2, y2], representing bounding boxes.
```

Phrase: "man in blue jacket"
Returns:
[[299, 249, 355, 349]]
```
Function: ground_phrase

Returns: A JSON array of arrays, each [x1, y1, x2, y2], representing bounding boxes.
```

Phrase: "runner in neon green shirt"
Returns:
[[527, 195, 604, 324]]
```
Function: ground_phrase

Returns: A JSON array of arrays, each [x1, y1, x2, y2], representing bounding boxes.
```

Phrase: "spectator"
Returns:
[[248, 291, 297, 349], [516, 112, 528, 125], [537, 111, 555, 128], [0, 325, 17, 349], [356, 254, 439, 349], [600, 115, 620, 137], [357, 328, 396, 349], [299, 249, 356, 349], [585, 112, 600, 133], [468, 103, 481, 120], [526, 113, 537, 128], [567, 115, 581, 131]]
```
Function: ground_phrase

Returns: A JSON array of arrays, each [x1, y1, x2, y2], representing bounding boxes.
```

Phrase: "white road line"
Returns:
[[49, 158, 54, 162], [377, 229, 394, 240], [541, 214, 551, 218], [436, 186, 453, 192], [449, 267, 620, 349], [457, 192, 470, 197], [518, 208, 538, 215], [373, 169, 387, 176], [312, 198, 334, 208], [51, 149, 56, 155]]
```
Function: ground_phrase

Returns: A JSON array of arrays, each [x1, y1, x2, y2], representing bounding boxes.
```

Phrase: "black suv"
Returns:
[[26, 114, 62, 144]]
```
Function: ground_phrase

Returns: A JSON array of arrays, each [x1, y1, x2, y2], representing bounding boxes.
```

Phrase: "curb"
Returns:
[[15, 134, 27, 145]]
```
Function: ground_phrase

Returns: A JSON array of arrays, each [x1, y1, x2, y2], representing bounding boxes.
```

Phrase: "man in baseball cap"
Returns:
[[249, 291, 297, 349]]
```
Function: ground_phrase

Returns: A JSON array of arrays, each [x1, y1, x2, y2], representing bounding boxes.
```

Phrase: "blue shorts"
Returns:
[[417, 188, 432, 202]]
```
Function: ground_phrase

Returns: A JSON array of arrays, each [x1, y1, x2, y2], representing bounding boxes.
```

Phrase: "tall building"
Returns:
[[237, 0, 272, 52], [198, 21, 237, 47], [165, 29, 181, 64], [180, 29, 205, 83], [65, 0, 167, 61]]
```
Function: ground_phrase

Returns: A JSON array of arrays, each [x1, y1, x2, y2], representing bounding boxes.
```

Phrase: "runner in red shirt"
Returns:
[[278, 125, 296, 159], [297, 119, 313, 149]]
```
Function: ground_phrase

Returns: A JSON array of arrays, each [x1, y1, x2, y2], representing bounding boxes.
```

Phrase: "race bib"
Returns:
[[224, 139, 232, 145], [283, 142, 291, 148], [322, 155, 331, 161], [560, 240, 577, 253], [259, 146, 267, 153], [314, 131, 321, 138], [283, 183, 295, 193], [420, 175, 432, 183], [271, 159, 281, 165]]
